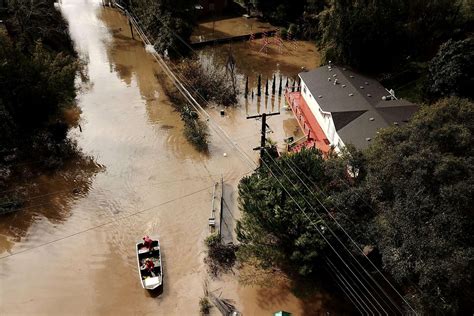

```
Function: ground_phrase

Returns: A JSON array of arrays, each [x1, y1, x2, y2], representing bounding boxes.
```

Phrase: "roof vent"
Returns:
[[334, 79, 339, 85], [360, 86, 364, 89], [343, 67, 347, 71], [342, 84, 346, 88], [367, 94, 372, 97], [369, 117, 375, 121], [349, 93, 354, 96], [382, 96, 386, 100], [394, 122, 399, 126], [333, 74, 337, 77], [318, 95, 323, 98], [350, 75, 354, 78], [366, 137, 372, 141], [328, 78, 331, 81], [365, 82, 369, 85]]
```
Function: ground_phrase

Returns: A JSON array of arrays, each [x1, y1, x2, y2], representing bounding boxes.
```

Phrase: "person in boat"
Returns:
[[142, 235, 153, 250], [145, 258, 155, 275]]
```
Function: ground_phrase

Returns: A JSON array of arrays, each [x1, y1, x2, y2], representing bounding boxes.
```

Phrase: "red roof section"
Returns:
[[285, 91, 331, 154]]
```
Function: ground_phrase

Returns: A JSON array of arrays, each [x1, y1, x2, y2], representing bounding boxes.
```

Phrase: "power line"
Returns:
[[0, 184, 213, 260], [281, 155, 417, 313], [119, 9, 412, 313], [126, 12, 383, 312], [261, 151, 392, 315], [0, 171, 250, 209], [160, 15, 415, 311], [326, 257, 370, 315]]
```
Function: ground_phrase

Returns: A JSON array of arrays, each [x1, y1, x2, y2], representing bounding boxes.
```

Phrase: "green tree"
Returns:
[[237, 148, 350, 279], [318, 0, 467, 72], [129, 0, 196, 57], [426, 37, 474, 100], [318, 0, 406, 71], [6, 0, 75, 54], [0, 36, 78, 135], [366, 97, 474, 313]]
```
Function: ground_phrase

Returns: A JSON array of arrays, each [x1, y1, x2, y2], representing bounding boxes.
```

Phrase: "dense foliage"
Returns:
[[318, 0, 470, 72], [366, 97, 474, 313], [0, 0, 81, 212], [127, 0, 197, 57], [177, 58, 238, 106], [237, 97, 474, 313], [237, 149, 350, 278], [0, 0, 78, 157], [244, 0, 472, 100], [5, 0, 75, 54], [426, 38, 474, 100]]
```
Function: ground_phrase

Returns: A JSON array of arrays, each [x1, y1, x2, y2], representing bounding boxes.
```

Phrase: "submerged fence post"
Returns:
[[278, 75, 283, 96], [257, 74, 261, 96], [244, 76, 249, 99], [271, 74, 276, 95]]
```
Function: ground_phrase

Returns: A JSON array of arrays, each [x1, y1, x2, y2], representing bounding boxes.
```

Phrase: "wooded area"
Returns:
[[247, 0, 473, 101], [0, 0, 82, 213], [237, 97, 474, 313]]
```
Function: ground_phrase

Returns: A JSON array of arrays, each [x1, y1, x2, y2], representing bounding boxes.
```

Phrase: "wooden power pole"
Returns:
[[247, 112, 280, 166]]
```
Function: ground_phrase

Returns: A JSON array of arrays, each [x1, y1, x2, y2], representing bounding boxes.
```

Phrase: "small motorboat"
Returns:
[[136, 238, 163, 290]]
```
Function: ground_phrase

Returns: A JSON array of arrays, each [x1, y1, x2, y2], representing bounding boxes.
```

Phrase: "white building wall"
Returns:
[[299, 78, 344, 153]]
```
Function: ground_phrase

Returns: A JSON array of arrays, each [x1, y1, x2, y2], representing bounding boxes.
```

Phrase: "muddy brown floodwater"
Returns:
[[0, 1, 344, 315]]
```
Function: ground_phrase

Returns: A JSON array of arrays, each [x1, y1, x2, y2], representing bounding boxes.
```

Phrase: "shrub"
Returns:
[[204, 233, 238, 277], [182, 107, 209, 153], [177, 59, 238, 107], [199, 297, 212, 315]]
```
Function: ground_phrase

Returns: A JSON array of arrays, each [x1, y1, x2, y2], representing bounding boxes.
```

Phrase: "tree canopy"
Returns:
[[426, 37, 474, 100], [365, 97, 474, 313], [237, 97, 474, 313], [237, 148, 357, 279], [1, 0, 80, 198], [5, 0, 75, 54], [318, 0, 469, 72], [1, 0, 79, 154], [128, 0, 197, 57]]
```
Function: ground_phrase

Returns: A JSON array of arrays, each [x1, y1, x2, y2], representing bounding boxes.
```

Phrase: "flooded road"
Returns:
[[0, 1, 335, 315]]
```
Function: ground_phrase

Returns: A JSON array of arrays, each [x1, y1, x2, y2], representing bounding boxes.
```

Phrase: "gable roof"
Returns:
[[299, 65, 418, 149]]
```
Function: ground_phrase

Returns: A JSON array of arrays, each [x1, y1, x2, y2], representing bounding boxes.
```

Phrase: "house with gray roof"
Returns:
[[288, 64, 418, 153]]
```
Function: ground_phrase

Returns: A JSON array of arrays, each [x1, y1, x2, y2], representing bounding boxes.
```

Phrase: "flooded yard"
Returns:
[[0, 1, 337, 315], [191, 16, 274, 43]]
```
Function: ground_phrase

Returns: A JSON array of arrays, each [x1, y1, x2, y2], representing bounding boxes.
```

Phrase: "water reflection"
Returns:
[[100, 8, 208, 162], [0, 157, 103, 254]]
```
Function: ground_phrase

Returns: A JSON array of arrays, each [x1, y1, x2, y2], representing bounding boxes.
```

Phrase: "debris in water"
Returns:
[[145, 45, 156, 54]]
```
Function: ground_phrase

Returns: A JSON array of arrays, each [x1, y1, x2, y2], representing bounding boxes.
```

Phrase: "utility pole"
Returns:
[[247, 112, 280, 166]]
